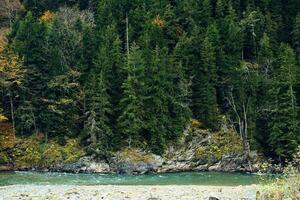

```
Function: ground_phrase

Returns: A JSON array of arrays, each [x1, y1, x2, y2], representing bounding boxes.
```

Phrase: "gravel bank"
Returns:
[[0, 185, 257, 200]]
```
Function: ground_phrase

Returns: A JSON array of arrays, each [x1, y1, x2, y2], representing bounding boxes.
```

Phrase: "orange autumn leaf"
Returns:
[[152, 15, 166, 28], [40, 10, 55, 23]]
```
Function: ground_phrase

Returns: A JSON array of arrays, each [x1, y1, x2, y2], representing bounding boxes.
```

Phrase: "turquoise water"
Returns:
[[0, 171, 272, 186]]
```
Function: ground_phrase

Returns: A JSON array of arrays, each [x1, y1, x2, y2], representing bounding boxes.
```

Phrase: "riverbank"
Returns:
[[0, 185, 257, 200], [1, 125, 274, 174]]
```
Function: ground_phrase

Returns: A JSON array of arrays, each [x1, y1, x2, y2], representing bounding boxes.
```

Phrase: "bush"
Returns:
[[0, 122, 15, 150], [12, 137, 42, 167], [12, 137, 85, 168], [43, 142, 64, 166], [257, 147, 300, 200], [63, 139, 85, 163], [0, 152, 9, 164]]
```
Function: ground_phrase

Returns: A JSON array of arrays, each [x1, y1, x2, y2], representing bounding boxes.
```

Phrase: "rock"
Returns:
[[109, 150, 163, 174], [0, 164, 13, 171], [85, 161, 110, 173], [194, 164, 209, 171], [209, 197, 219, 200], [208, 162, 221, 171]]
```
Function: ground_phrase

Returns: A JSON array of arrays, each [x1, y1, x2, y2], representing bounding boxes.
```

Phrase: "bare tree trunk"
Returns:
[[243, 102, 253, 172], [228, 89, 253, 172], [126, 13, 130, 67], [30, 105, 38, 137], [9, 91, 15, 139]]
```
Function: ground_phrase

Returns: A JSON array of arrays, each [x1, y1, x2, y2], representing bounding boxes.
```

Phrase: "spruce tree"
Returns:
[[255, 33, 274, 156], [269, 44, 299, 161], [82, 23, 122, 153], [192, 23, 219, 129], [117, 44, 145, 148], [13, 12, 49, 136]]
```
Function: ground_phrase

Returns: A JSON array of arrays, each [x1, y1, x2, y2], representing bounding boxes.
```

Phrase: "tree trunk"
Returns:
[[9, 92, 15, 140]]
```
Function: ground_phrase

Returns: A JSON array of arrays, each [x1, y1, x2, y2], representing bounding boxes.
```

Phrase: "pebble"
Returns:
[[0, 185, 257, 200]]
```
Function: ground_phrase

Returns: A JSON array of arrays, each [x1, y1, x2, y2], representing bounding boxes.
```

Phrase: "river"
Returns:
[[0, 171, 272, 186]]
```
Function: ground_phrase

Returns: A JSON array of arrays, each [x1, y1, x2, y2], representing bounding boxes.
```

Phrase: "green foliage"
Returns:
[[63, 139, 85, 163], [13, 137, 42, 167], [268, 44, 299, 161], [192, 23, 219, 130], [11, 137, 84, 167], [1, 0, 300, 161], [0, 152, 9, 164], [43, 142, 64, 165]]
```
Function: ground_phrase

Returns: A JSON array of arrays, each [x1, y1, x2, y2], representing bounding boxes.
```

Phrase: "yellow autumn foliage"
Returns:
[[40, 10, 55, 23], [0, 114, 8, 122], [0, 38, 24, 87], [152, 15, 166, 28], [0, 122, 15, 149]]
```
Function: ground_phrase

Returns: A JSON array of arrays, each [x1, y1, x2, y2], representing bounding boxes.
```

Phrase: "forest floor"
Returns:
[[0, 185, 257, 200]]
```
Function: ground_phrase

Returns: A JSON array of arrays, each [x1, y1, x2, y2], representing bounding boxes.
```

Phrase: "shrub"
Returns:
[[0, 122, 15, 150], [257, 147, 300, 200], [0, 152, 9, 164], [12, 137, 42, 167], [63, 139, 85, 163], [43, 142, 64, 166]]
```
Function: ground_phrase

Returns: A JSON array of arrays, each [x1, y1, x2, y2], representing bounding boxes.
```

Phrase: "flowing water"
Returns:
[[0, 171, 273, 186]]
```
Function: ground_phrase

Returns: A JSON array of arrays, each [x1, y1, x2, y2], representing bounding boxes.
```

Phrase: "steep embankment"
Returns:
[[55, 127, 260, 174], [0, 121, 264, 174]]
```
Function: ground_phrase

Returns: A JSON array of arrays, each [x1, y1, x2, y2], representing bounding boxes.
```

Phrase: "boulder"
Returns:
[[109, 149, 163, 174]]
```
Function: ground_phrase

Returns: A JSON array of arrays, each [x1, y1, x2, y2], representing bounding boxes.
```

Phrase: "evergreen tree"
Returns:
[[292, 13, 300, 60], [117, 44, 145, 148], [255, 33, 274, 156], [269, 44, 299, 161], [82, 23, 122, 152], [192, 23, 219, 129], [13, 12, 49, 136]]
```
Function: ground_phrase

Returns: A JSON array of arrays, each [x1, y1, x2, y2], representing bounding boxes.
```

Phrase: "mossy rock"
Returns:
[[194, 130, 243, 160], [119, 148, 155, 163]]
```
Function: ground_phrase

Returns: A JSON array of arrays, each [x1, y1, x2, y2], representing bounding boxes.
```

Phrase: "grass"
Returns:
[[257, 149, 300, 200]]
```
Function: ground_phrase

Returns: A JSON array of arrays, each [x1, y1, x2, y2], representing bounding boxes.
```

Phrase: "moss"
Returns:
[[195, 130, 243, 160], [120, 148, 154, 162]]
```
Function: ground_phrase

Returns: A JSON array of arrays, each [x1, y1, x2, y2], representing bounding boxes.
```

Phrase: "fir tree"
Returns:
[[117, 44, 145, 148], [269, 44, 299, 161], [192, 23, 219, 129]]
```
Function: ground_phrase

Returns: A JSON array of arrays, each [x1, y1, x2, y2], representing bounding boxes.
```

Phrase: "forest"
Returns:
[[0, 0, 300, 164]]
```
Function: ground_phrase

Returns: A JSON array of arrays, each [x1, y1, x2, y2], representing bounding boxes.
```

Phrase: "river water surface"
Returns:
[[0, 171, 273, 186]]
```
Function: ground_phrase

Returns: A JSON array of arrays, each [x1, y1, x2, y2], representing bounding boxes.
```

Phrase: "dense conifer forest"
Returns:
[[1, 0, 300, 163]]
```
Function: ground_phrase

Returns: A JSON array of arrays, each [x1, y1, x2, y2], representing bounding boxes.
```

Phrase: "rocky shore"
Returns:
[[0, 185, 257, 200], [42, 150, 259, 175], [1, 128, 272, 174]]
